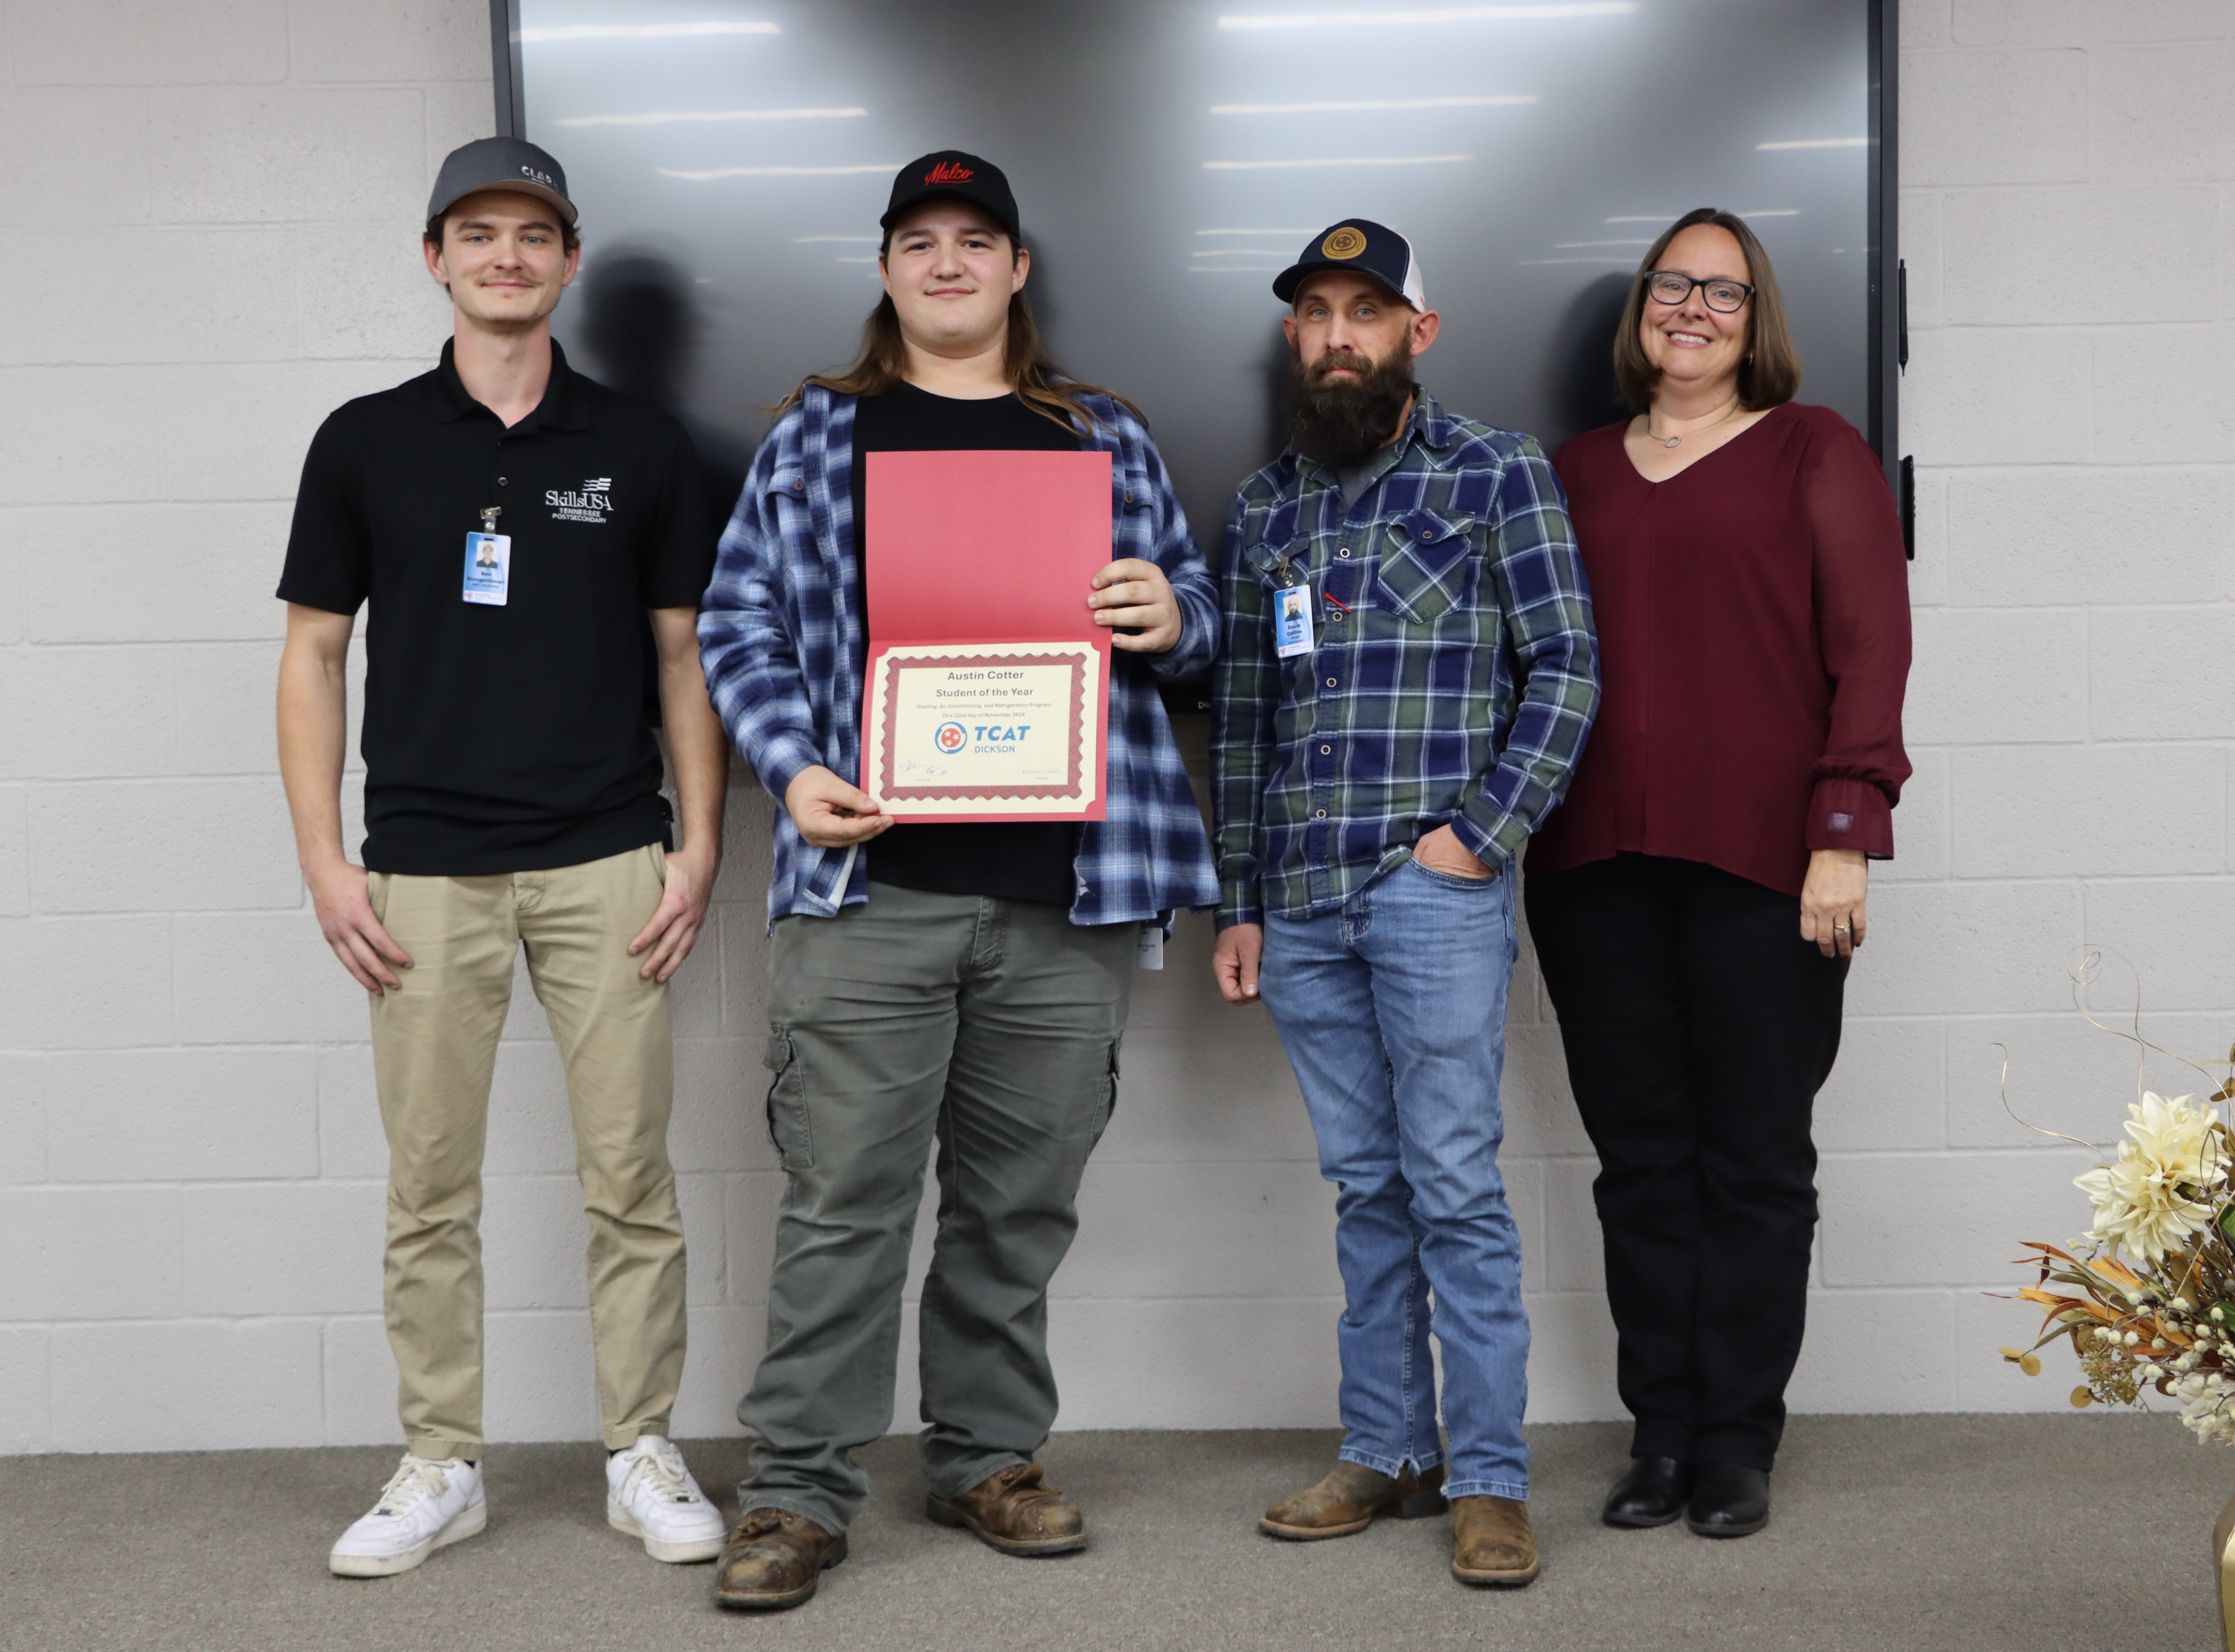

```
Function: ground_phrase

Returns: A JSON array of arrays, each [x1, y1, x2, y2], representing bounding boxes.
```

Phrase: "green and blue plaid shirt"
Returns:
[[1211, 389, 1599, 928]]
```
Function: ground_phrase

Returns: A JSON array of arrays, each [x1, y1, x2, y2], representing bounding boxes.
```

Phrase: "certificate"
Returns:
[[858, 450, 1115, 823], [862, 641, 1104, 817]]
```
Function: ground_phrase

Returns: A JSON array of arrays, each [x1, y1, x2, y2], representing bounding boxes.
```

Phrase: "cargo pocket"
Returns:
[[762, 1029, 815, 1170], [1092, 1038, 1122, 1146], [1375, 509, 1477, 624]]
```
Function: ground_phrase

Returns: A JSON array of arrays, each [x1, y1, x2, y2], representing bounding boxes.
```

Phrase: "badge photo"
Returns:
[[462, 532, 511, 605], [1273, 582, 1315, 658]]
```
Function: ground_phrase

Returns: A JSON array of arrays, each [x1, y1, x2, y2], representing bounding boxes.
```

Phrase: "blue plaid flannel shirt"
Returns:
[[699, 382, 1220, 930], [1211, 389, 1600, 928]]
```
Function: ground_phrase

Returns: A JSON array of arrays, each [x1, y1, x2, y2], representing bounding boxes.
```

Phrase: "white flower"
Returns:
[[2183, 1387, 2235, 1446], [2074, 1093, 2228, 1266]]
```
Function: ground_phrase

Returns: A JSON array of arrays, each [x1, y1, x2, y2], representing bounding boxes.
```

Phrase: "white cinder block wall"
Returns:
[[3, 0, 2229, 1454]]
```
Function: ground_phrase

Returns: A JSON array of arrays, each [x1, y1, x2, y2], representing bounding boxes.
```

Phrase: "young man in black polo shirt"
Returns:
[[276, 138, 730, 1578]]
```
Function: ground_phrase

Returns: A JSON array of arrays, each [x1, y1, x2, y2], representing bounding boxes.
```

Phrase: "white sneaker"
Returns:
[[329, 1454, 487, 1578], [605, 1435, 726, 1563]]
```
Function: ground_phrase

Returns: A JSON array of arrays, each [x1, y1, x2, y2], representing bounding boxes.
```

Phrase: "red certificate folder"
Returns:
[[860, 449, 1113, 823]]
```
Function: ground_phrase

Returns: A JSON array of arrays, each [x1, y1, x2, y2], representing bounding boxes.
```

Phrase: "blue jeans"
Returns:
[[1260, 858, 1530, 1501]]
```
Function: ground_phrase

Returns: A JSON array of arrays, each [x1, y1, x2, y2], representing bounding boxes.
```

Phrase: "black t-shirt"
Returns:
[[278, 340, 716, 875], [851, 381, 1083, 906]]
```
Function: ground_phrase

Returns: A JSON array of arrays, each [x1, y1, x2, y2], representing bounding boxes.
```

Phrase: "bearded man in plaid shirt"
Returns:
[[1211, 219, 1599, 1590]]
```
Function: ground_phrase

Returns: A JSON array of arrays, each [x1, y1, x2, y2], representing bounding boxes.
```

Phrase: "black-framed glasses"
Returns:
[[1644, 270, 1755, 313]]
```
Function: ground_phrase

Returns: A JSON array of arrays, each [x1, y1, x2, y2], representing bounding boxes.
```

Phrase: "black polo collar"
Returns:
[[430, 336, 590, 433]]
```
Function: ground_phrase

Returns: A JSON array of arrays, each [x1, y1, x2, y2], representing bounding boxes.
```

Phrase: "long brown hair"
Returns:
[[1611, 208, 1800, 412], [773, 232, 1139, 432]]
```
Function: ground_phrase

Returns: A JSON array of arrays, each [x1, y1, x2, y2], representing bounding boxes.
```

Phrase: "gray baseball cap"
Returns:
[[427, 136, 576, 226]]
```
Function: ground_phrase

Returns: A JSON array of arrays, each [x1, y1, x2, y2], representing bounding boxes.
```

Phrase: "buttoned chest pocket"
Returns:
[[763, 468, 817, 549], [1375, 509, 1478, 624], [1243, 538, 1306, 592]]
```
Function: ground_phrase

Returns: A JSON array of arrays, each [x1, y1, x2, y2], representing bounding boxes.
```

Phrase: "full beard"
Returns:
[[1285, 336, 1417, 469]]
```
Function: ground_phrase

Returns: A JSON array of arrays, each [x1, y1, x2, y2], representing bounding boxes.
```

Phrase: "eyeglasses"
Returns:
[[1644, 270, 1755, 313]]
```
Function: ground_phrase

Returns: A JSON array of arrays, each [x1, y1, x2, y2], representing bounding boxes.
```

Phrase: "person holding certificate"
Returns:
[[1211, 220, 1599, 1589], [696, 151, 1218, 1611]]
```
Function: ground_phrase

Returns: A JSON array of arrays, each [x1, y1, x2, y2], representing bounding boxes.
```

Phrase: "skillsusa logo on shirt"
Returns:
[[547, 477, 612, 524]]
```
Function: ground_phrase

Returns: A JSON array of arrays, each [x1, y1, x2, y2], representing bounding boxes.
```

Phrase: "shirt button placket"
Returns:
[[490, 431, 509, 519], [1311, 604, 1340, 851]]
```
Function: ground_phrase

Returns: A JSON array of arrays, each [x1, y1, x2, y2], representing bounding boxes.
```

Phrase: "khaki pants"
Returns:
[[367, 843, 686, 1459]]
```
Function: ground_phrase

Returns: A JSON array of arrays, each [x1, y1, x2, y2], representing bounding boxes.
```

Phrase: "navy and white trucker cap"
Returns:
[[1272, 219, 1427, 309]]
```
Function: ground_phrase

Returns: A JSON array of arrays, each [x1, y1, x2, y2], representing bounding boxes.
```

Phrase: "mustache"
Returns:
[[1304, 349, 1377, 383]]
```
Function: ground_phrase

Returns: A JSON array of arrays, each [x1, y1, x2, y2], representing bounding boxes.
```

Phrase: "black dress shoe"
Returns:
[[1685, 1461, 1770, 1538], [1602, 1456, 1692, 1528]]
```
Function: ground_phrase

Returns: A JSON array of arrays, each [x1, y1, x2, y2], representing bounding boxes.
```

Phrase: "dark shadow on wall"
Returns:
[[1161, 320, 1296, 722], [577, 246, 754, 529], [1543, 271, 1634, 449], [1255, 319, 1294, 474], [575, 246, 756, 733]]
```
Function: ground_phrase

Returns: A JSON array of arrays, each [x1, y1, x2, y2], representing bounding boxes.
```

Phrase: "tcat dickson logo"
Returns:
[[925, 161, 975, 183], [935, 722, 1030, 753], [547, 477, 612, 524]]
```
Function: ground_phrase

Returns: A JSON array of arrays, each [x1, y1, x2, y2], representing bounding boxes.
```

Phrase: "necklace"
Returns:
[[1646, 397, 1741, 449]]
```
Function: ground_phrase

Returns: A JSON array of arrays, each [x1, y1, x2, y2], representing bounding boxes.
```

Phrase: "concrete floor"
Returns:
[[0, 1416, 2221, 1652]]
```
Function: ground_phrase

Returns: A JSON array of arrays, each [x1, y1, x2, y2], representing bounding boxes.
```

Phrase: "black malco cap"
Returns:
[[881, 150, 1022, 244]]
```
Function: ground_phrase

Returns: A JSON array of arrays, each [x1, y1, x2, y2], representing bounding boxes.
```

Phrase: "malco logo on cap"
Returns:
[[926, 160, 975, 183]]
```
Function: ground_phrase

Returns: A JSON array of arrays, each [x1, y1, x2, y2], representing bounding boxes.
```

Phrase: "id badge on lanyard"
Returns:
[[463, 506, 511, 606], [1272, 558, 1315, 659]]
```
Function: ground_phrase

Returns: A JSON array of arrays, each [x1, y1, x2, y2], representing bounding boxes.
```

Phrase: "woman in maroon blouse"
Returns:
[[1525, 209, 1911, 1540]]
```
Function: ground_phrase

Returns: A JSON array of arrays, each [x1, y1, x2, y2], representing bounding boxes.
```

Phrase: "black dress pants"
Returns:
[[1524, 853, 1847, 1470]]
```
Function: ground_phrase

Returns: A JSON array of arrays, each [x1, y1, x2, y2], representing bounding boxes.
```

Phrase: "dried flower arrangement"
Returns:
[[2001, 970, 2235, 1648], [2008, 1089, 2235, 1441]]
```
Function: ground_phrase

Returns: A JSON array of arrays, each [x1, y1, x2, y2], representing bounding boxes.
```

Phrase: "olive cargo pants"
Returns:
[[738, 883, 1134, 1532]]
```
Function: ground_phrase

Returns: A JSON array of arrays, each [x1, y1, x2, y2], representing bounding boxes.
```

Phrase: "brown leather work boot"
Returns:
[[711, 1508, 847, 1611], [1260, 1460, 1448, 1540], [1451, 1494, 1540, 1586], [925, 1462, 1086, 1556]]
